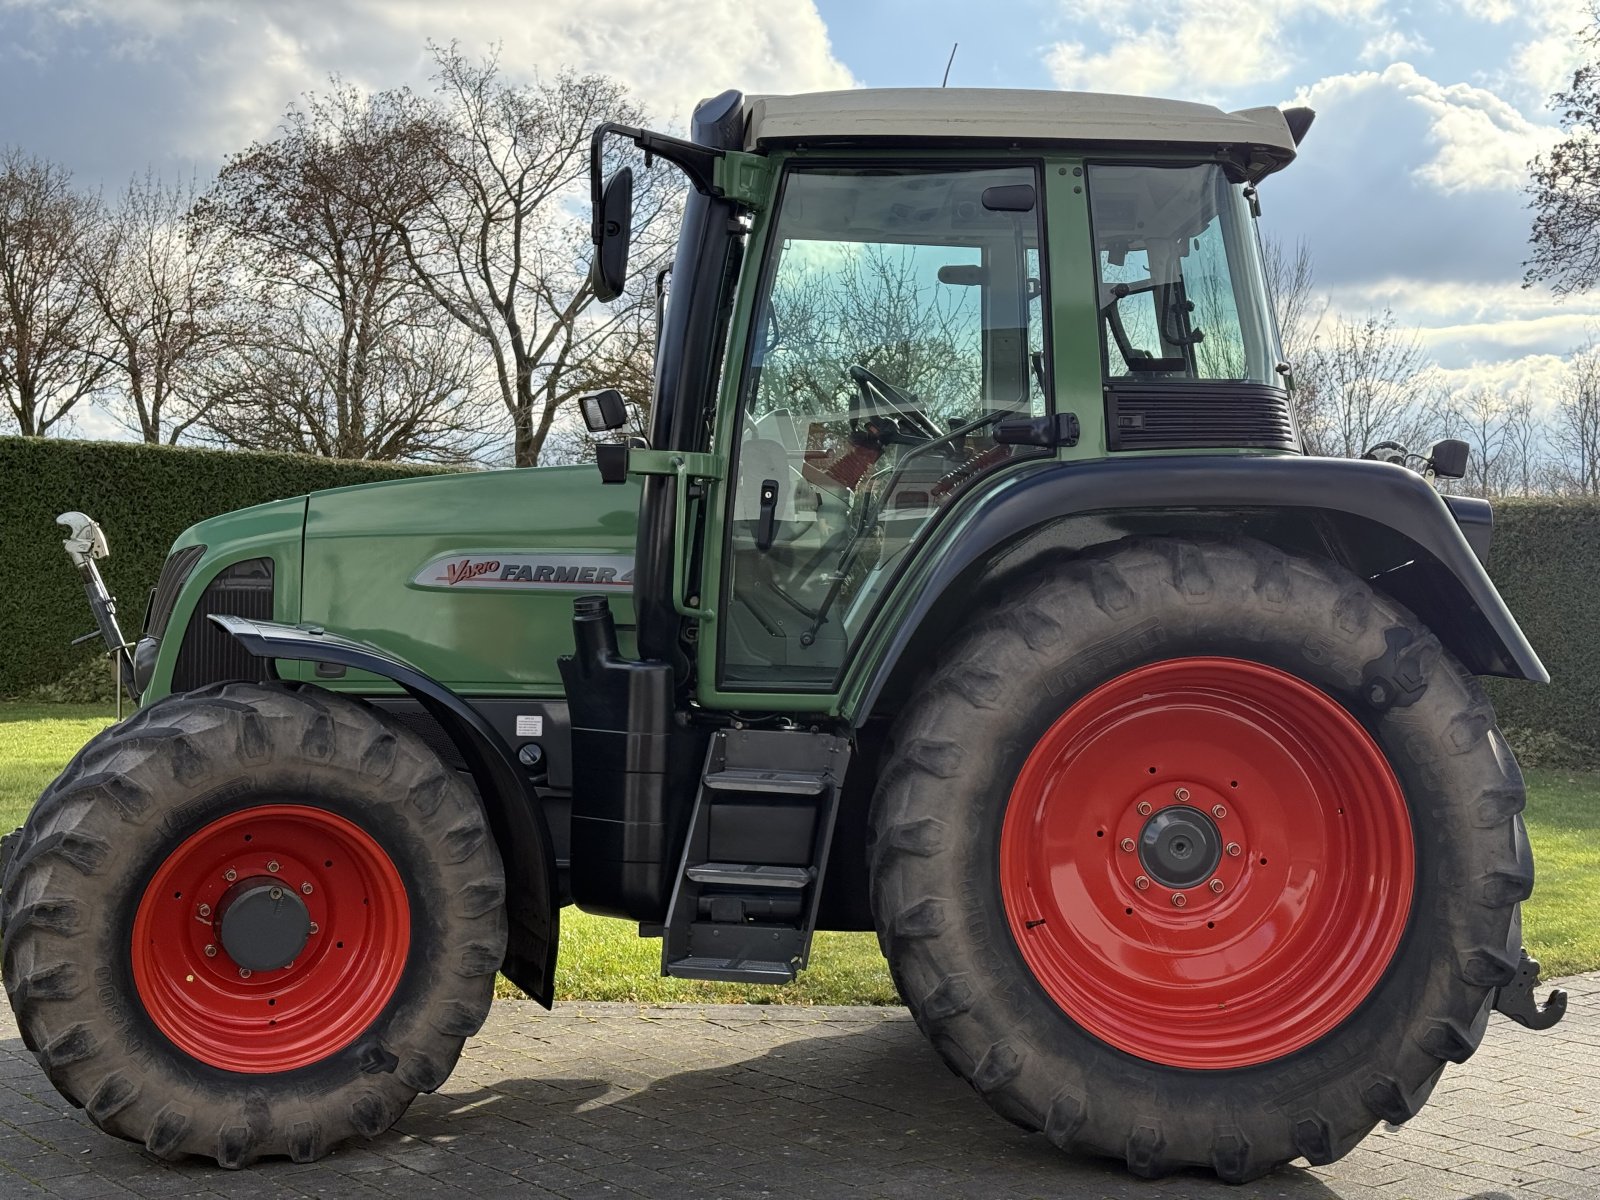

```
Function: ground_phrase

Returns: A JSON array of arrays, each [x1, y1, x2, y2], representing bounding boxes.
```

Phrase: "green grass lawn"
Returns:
[[2, 703, 1595, 1006]]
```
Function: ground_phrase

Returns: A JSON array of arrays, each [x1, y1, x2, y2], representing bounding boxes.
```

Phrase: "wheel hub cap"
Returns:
[[1138, 806, 1221, 890], [998, 657, 1415, 1070], [217, 878, 311, 973]]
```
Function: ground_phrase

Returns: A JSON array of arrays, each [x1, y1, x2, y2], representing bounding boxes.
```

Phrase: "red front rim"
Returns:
[[999, 657, 1414, 1070], [130, 805, 411, 1073]]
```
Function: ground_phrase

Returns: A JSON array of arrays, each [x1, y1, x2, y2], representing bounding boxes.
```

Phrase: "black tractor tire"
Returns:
[[867, 536, 1531, 1182], [1, 681, 507, 1167]]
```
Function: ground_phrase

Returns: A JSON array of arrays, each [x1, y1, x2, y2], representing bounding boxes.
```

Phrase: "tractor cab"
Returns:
[[586, 89, 1308, 696]]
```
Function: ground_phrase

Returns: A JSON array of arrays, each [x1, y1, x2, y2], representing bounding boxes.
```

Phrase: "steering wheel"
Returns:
[[847, 363, 941, 440]]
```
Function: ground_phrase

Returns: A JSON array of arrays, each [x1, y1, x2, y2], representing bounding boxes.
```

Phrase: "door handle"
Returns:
[[756, 478, 780, 552]]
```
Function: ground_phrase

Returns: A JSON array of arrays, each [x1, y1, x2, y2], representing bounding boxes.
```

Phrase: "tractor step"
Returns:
[[664, 956, 797, 984], [702, 768, 828, 796], [685, 863, 813, 888], [662, 728, 851, 985]]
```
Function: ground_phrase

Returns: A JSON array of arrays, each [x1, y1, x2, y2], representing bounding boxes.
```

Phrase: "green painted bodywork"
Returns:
[[143, 467, 642, 704], [143, 145, 1281, 718]]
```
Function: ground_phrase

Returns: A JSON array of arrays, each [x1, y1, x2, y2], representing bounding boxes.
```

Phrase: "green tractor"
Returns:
[[1, 87, 1568, 1180]]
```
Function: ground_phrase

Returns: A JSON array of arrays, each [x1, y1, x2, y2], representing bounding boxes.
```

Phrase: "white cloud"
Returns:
[[1, 0, 856, 166], [1293, 64, 1561, 193], [1358, 28, 1430, 66], [1043, 0, 1395, 98], [1435, 352, 1580, 409]]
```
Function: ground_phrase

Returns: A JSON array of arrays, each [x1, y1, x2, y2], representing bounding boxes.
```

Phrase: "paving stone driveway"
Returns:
[[0, 974, 1594, 1199]]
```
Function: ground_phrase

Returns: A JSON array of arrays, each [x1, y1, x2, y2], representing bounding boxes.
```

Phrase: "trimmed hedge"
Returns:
[[3, 437, 1597, 752], [1484, 498, 1600, 753], [0, 437, 446, 698]]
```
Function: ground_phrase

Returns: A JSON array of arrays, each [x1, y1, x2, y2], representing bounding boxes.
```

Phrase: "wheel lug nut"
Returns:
[[1226, 842, 1241, 857], [1134, 876, 1150, 891], [308, 922, 319, 935], [197, 903, 211, 917], [1171, 892, 1187, 908], [1136, 801, 1152, 816], [1174, 787, 1191, 802], [238, 968, 252, 979], [1119, 837, 1136, 852], [301, 881, 313, 895], [204, 944, 217, 958], [266, 860, 280, 873], [1212, 805, 1227, 819], [223, 868, 237, 882], [1209, 878, 1224, 894]]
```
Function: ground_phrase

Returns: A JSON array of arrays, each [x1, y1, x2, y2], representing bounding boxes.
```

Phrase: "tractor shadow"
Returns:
[[0, 1019, 1356, 1197], [382, 1021, 1349, 1198]]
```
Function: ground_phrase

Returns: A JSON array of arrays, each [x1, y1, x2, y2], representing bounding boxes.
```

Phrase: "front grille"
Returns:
[[171, 558, 275, 692], [1107, 382, 1299, 452], [144, 544, 206, 639]]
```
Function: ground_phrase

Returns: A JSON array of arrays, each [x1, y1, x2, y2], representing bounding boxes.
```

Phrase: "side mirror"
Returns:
[[579, 388, 629, 433], [1428, 438, 1470, 480], [590, 167, 633, 302]]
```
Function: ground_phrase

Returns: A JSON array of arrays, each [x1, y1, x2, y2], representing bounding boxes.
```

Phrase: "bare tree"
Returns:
[[1499, 392, 1545, 497], [1551, 341, 1600, 494], [1443, 386, 1512, 497], [201, 305, 488, 462], [1527, 11, 1600, 295], [1297, 310, 1442, 459], [195, 87, 491, 463], [369, 46, 677, 466], [77, 173, 234, 443], [0, 148, 109, 435]]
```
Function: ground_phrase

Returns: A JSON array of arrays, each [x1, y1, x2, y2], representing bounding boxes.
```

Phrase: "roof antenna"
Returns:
[[941, 42, 958, 87]]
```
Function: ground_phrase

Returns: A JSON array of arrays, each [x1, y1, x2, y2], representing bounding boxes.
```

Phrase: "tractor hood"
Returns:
[[300, 465, 642, 694], [146, 466, 642, 702]]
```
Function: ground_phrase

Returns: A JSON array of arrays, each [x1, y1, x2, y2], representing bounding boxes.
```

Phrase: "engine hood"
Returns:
[[301, 465, 642, 695]]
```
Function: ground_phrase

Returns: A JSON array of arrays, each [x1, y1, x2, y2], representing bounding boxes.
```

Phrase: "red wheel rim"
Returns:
[[999, 657, 1413, 1070], [130, 805, 410, 1073]]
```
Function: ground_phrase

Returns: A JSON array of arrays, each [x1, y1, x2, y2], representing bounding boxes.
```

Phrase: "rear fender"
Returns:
[[210, 615, 559, 1007], [847, 456, 1547, 725]]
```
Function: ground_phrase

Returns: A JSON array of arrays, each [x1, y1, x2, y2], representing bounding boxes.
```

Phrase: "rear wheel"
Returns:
[[868, 537, 1531, 1181], [1, 682, 506, 1166]]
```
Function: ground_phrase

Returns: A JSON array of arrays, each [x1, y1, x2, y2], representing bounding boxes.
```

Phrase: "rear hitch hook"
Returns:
[[1493, 947, 1567, 1031]]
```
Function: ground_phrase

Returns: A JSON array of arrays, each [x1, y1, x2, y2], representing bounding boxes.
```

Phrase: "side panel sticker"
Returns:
[[410, 552, 635, 591]]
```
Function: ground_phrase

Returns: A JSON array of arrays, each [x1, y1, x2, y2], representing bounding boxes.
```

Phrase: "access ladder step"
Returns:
[[701, 768, 828, 796], [665, 956, 797, 984], [685, 863, 814, 888]]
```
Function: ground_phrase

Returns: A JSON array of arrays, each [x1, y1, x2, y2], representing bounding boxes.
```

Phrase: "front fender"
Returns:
[[210, 614, 559, 1007], [844, 456, 1547, 724]]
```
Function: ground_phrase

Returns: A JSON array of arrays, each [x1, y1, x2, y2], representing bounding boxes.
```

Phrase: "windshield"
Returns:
[[1087, 163, 1281, 385]]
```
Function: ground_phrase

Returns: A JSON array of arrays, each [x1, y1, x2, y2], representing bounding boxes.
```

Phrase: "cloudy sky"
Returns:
[[1, 0, 1593, 428]]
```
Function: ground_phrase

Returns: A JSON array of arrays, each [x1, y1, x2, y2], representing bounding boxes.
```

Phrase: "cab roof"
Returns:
[[742, 88, 1302, 181]]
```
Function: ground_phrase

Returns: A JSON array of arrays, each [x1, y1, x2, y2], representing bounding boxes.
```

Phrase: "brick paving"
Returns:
[[0, 974, 1594, 1199]]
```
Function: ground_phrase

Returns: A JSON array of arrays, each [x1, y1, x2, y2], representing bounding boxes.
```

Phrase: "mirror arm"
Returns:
[[589, 122, 726, 249]]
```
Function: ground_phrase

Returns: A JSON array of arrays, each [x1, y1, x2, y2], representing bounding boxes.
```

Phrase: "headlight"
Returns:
[[131, 636, 160, 695]]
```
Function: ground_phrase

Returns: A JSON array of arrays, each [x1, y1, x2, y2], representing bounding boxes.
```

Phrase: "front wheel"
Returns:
[[1, 681, 507, 1166], [868, 537, 1532, 1181]]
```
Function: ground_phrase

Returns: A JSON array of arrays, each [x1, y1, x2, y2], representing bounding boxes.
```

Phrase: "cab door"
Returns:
[[698, 159, 1058, 704]]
